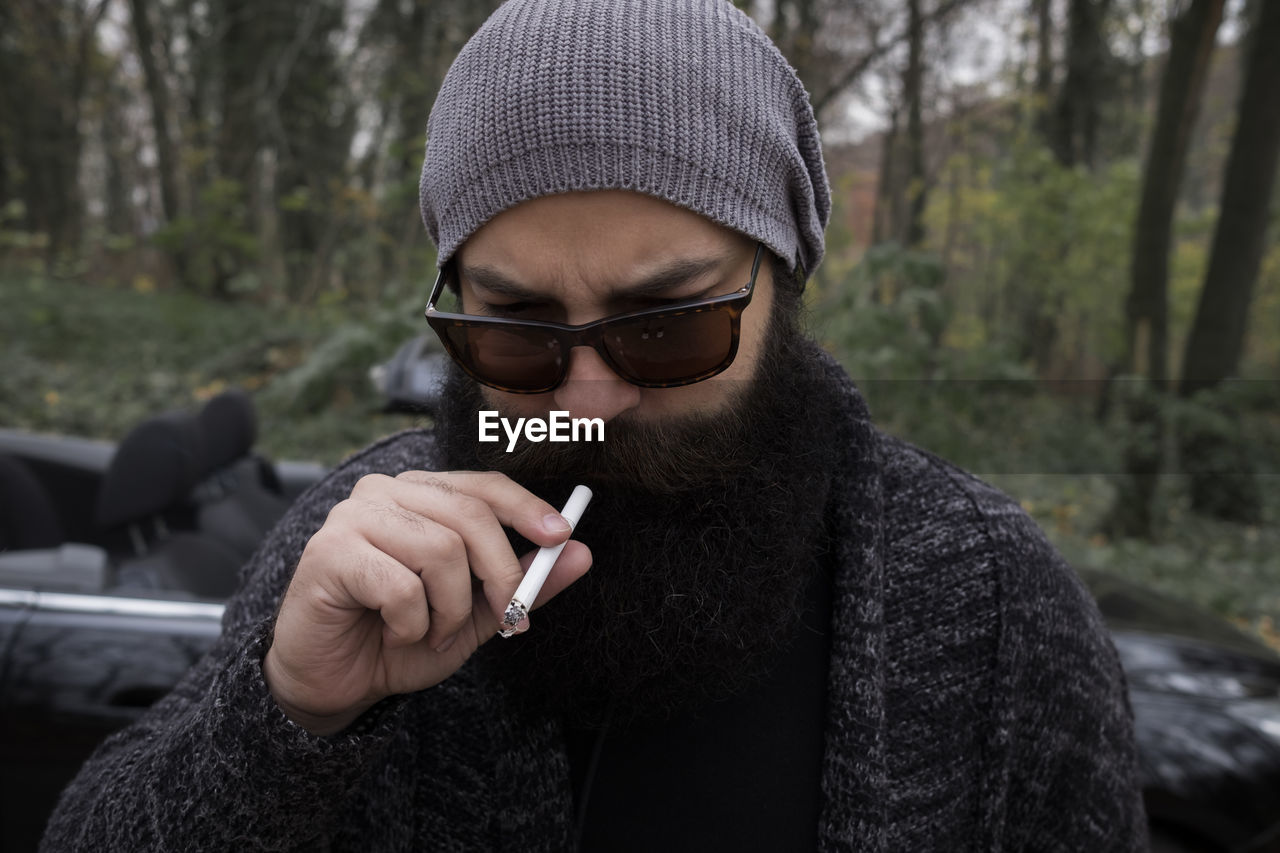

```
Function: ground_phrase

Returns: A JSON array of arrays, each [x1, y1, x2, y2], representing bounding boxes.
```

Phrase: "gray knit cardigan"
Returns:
[[42, 362, 1148, 851]]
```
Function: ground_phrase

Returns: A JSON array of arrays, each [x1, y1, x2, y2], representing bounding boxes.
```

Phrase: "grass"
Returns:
[[3, 269, 1277, 650], [854, 380, 1280, 651], [0, 272, 424, 464], [988, 472, 1280, 649]]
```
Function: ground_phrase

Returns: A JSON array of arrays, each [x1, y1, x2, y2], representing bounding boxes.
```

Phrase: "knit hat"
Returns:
[[419, 0, 830, 277]]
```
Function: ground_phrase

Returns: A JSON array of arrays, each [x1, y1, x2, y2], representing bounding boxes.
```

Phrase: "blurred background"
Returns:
[[0, 0, 1276, 643]]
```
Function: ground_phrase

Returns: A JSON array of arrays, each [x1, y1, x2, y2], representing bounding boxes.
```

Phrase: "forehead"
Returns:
[[453, 191, 752, 295]]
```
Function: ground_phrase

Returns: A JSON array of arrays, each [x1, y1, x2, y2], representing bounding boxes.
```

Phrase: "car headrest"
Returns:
[[96, 412, 206, 529], [198, 388, 257, 474], [0, 453, 64, 550]]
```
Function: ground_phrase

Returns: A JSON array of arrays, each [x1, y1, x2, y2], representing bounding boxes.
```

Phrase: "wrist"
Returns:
[[262, 647, 375, 736]]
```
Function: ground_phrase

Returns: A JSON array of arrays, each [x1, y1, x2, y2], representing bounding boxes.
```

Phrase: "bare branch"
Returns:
[[810, 0, 974, 120]]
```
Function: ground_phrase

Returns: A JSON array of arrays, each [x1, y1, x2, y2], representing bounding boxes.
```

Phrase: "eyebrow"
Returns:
[[459, 253, 735, 302]]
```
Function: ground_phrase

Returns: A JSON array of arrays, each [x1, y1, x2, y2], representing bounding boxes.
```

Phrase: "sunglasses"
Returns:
[[425, 243, 763, 394]]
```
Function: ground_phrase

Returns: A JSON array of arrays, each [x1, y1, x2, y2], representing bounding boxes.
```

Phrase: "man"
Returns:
[[43, 0, 1147, 849]]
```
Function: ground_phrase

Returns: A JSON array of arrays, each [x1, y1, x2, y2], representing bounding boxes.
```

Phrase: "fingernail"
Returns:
[[543, 513, 572, 533], [435, 634, 457, 654], [514, 617, 530, 635]]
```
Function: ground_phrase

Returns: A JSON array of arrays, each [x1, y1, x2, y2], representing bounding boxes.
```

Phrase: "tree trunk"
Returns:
[[0, 1, 106, 264], [182, 0, 217, 188], [0, 140, 8, 225], [382, 0, 436, 287], [1032, 0, 1053, 139], [1175, 0, 1280, 523], [216, 0, 259, 191], [1119, 0, 1152, 157], [1049, 0, 1113, 169], [902, 0, 928, 248], [1107, 0, 1223, 539], [130, 0, 189, 281], [101, 78, 138, 238], [871, 106, 900, 249]]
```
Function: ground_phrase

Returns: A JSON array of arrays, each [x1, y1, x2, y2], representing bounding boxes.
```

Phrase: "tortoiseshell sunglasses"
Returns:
[[425, 243, 763, 394]]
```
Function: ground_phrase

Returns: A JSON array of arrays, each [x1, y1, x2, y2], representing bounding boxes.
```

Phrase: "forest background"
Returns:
[[0, 0, 1276, 643]]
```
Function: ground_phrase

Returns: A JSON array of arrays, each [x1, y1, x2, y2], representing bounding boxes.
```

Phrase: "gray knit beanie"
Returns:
[[419, 0, 830, 277]]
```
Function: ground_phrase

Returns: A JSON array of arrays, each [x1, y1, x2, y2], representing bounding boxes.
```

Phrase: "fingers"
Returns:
[[295, 469, 592, 647], [358, 472, 573, 623], [268, 470, 596, 729], [343, 471, 588, 641], [470, 540, 594, 640], [392, 470, 573, 546], [338, 546, 434, 647]]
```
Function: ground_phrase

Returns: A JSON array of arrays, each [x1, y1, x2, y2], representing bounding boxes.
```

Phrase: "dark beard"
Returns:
[[436, 307, 843, 727]]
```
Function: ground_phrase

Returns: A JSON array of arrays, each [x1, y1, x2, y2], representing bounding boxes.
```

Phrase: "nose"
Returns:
[[552, 345, 641, 422]]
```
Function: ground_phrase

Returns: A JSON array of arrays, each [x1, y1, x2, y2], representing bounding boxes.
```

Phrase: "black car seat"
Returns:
[[193, 389, 290, 559], [0, 453, 64, 551], [0, 453, 110, 591], [96, 412, 242, 599]]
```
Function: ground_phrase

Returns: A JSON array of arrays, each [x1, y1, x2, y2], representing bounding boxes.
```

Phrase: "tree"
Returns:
[[1049, 0, 1114, 170], [765, 0, 978, 130], [130, 0, 189, 280], [861, 0, 976, 252], [1176, 0, 1280, 523], [1031, 0, 1053, 137], [0, 0, 109, 263], [871, 104, 901, 247], [356, 0, 503, 290], [903, 0, 929, 248], [1108, 0, 1224, 539]]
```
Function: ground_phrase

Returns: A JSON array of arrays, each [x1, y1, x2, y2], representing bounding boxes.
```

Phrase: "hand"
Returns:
[[263, 471, 592, 735]]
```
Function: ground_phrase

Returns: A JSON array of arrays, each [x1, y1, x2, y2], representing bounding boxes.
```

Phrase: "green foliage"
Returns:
[[819, 135, 1153, 485], [922, 137, 1140, 368], [1, 270, 276, 433], [815, 237, 1277, 639], [993, 471, 1280, 636], [258, 305, 419, 418], [1167, 205, 1216, 353], [1172, 382, 1277, 523], [152, 178, 259, 297], [0, 201, 53, 278], [0, 270, 422, 465], [1251, 219, 1280, 371], [814, 241, 1126, 478], [817, 242, 953, 380]]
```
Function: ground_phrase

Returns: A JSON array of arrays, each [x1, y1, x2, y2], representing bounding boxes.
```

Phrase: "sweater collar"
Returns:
[[813, 357, 888, 852]]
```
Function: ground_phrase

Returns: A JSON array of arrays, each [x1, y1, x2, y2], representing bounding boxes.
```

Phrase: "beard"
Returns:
[[435, 302, 843, 728]]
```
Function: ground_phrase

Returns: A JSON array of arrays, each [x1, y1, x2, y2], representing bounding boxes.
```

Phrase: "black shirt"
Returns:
[[565, 562, 834, 850]]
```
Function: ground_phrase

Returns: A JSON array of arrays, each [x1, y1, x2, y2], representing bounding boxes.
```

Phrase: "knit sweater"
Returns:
[[42, 363, 1148, 851]]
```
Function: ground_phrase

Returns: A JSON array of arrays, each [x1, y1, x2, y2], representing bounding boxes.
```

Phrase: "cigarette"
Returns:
[[497, 484, 593, 638]]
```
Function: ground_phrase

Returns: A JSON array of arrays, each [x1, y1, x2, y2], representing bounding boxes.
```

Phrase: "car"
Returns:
[[0, 587, 225, 848], [0, 390, 327, 850], [0, 389, 326, 597], [369, 333, 449, 415], [1086, 570, 1280, 852], [2, 398, 1279, 851]]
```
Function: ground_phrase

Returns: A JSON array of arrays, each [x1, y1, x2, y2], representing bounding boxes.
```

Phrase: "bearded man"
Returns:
[[43, 0, 1147, 850]]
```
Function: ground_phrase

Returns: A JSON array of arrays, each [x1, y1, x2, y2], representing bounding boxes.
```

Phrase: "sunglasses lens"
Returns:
[[442, 323, 564, 392], [605, 308, 735, 384]]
